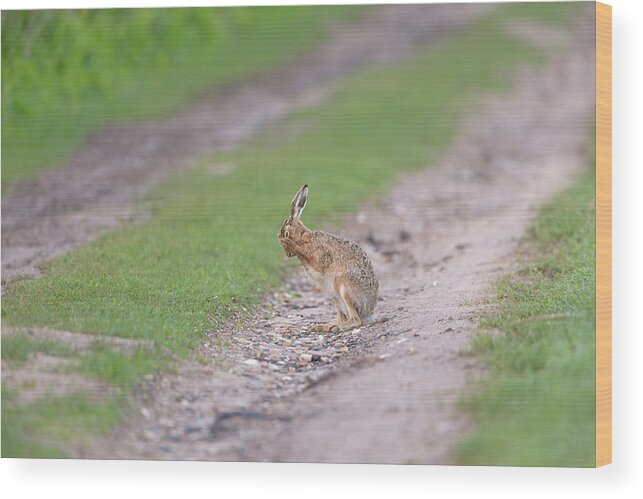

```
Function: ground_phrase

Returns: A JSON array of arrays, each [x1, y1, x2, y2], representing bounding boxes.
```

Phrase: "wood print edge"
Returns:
[[595, 0, 612, 468]]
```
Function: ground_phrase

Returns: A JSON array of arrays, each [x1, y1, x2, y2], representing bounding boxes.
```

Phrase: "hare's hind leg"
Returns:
[[310, 298, 344, 333], [309, 282, 349, 333], [310, 321, 339, 333], [336, 280, 362, 331], [333, 295, 348, 322]]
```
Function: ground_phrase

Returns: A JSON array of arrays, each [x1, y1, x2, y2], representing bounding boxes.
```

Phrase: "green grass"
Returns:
[[75, 342, 169, 389], [1, 333, 76, 365], [455, 165, 596, 467], [1, 3, 586, 458], [2, 389, 122, 458], [1, 6, 364, 185], [0, 338, 165, 457]]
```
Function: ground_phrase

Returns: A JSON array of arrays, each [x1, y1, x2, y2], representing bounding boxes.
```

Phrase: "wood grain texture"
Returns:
[[595, 1, 612, 468]]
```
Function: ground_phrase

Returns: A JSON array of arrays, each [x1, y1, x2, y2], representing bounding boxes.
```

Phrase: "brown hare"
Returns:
[[278, 184, 379, 332]]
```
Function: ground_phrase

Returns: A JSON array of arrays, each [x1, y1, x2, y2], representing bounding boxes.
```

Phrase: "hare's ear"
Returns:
[[290, 184, 308, 219]]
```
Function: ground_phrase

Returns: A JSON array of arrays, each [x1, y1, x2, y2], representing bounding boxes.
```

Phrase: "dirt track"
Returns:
[[1, 4, 489, 280], [84, 12, 595, 463]]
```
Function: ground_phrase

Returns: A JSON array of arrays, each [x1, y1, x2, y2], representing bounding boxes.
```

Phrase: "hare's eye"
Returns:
[[284, 229, 290, 238]]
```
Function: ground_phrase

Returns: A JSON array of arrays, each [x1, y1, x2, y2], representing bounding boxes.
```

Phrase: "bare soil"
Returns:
[[1, 327, 151, 406], [1, 4, 489, 280], [2, 327, 153, 352], [82, 15, 595, 463], [1, 354, 118, 406]]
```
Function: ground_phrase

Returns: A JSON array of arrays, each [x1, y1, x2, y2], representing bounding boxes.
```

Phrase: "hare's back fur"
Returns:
[[304, 231, 378, 320]]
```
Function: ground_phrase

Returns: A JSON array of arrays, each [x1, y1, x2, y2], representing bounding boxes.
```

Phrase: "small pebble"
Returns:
[[399, 229, 411, 241], [159, 418, 175, 428], [299, 353, 313, 362], [142, 430, 158, 441], [243, 359, 259, 366]]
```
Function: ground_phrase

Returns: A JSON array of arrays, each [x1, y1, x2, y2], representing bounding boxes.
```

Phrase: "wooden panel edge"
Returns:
[[595, 0, 612, 468]]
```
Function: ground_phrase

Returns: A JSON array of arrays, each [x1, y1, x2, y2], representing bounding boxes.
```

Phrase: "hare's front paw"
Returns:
[[310, 322, 339, 333], [280, 236, 296, 253], [279, 237, 296, 258]]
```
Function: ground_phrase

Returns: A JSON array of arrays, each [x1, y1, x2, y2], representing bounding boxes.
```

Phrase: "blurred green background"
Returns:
[[1, 6, 361, 184]]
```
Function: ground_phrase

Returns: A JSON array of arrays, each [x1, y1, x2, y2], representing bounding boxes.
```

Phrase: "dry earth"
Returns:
[[1, 327, 153, 406], [79, 14, 596, 463], [1, 3, 489, 280]]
